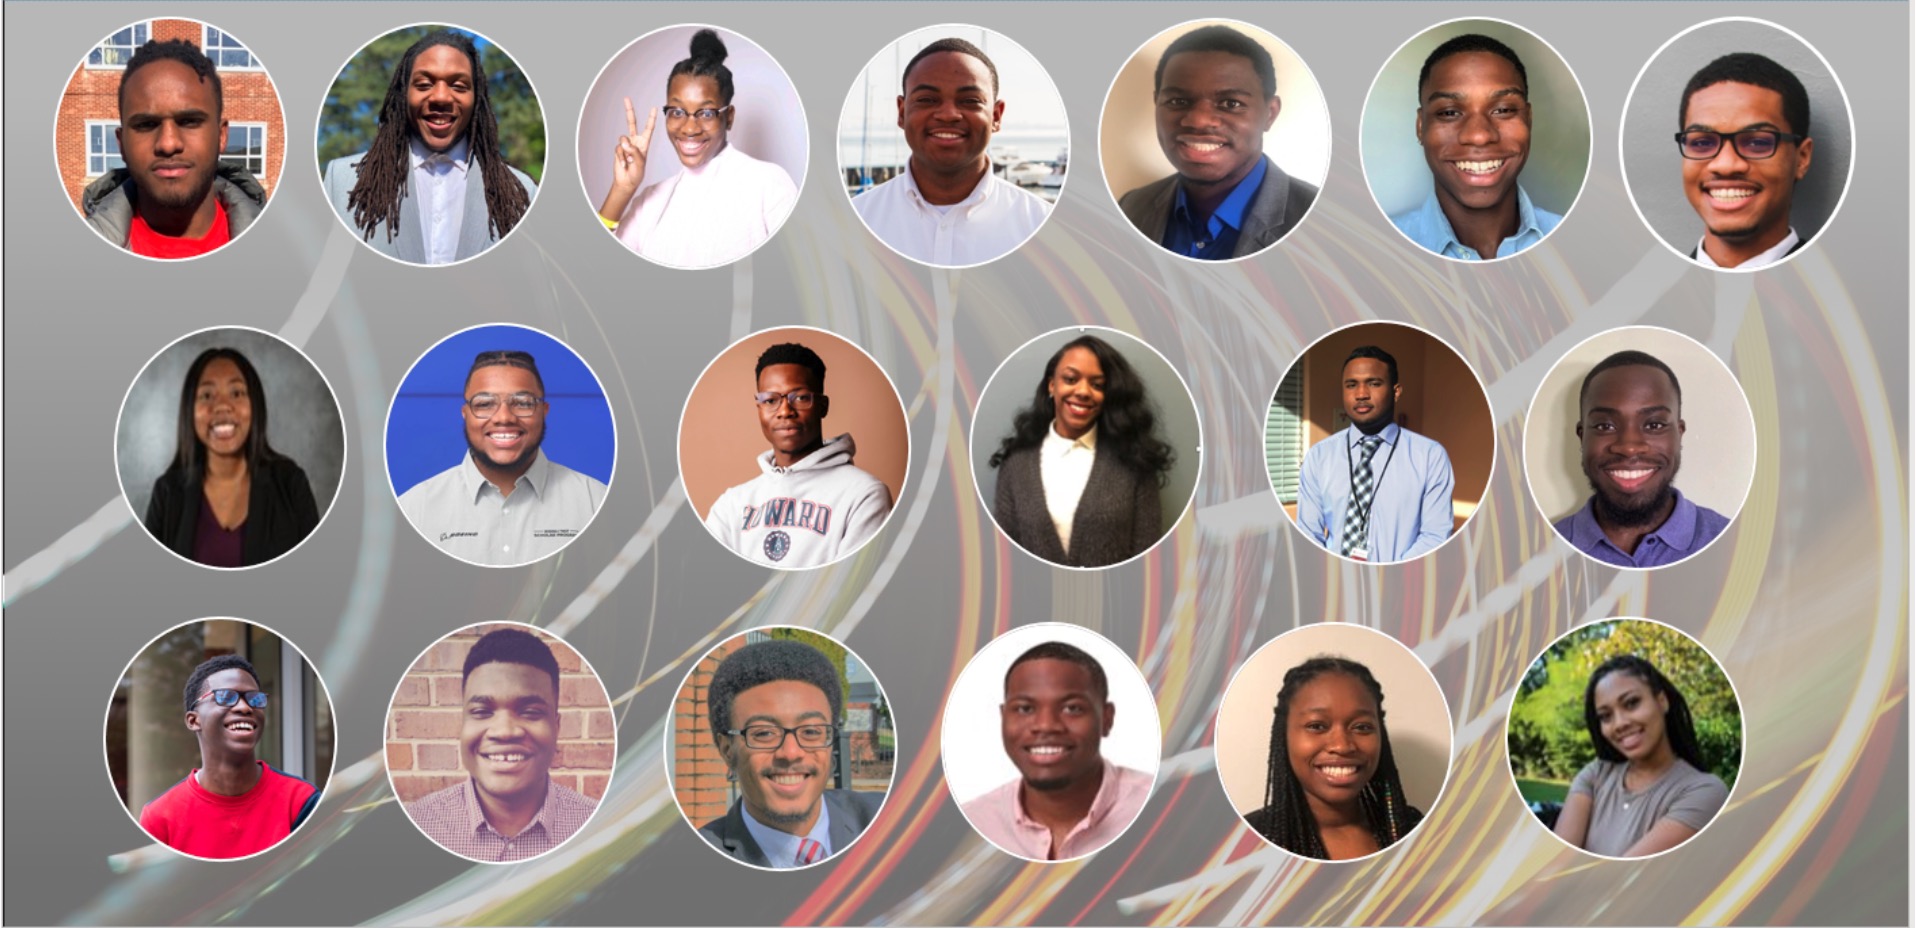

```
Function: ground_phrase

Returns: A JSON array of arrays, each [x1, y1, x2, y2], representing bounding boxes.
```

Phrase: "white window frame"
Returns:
[[201, 25, 264, 72], [222, 121, 270, 177], [85, 120, 124, 178], [87, 21, 152, 70]]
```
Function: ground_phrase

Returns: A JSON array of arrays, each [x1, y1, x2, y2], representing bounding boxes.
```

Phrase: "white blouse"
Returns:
[[615, 144, 797, 269]]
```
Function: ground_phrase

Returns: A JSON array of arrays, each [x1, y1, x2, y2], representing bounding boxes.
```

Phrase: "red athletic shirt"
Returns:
[[126, 199, 231, 259], [137, 761, 319, 859]]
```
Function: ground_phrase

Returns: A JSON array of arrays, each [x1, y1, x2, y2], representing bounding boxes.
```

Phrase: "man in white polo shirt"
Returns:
[[398, 350, 607, 565], [852, 37, 1050, 267]]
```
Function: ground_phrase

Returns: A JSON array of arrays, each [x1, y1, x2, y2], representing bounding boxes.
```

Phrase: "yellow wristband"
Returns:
[[598, 214, 618, 230]]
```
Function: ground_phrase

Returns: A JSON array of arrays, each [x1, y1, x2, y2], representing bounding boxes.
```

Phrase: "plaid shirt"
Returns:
[[406, 778, 597, 862]]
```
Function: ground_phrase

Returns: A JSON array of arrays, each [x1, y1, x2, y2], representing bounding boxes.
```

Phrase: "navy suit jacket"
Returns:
[[698, 790, 884, 868]]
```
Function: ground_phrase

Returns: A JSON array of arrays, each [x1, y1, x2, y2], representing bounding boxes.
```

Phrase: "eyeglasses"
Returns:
[[725, 723, 837, 749], [663, 105, 732, 123], [467, 392, 543, 418], [754, 390, 819, 411], [198, 688, 270, 709], [1674, 130, 1806, 160]]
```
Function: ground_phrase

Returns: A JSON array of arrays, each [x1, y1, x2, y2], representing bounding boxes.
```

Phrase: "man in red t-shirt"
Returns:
[[135, 655, 319, 859]]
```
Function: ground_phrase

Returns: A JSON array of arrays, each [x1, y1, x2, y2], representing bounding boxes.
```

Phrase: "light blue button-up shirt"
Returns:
[[1295, 422, 1456, 562], [740, 797, 833, 868], [1391, 184, 1561, 260]]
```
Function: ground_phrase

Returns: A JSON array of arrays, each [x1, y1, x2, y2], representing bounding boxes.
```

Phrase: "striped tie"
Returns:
[[796, 838, 825, 866], [1341, 435, 1384, 556]]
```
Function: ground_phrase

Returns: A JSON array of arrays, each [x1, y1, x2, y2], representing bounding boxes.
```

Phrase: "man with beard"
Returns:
[[81, 39, 267, 258], [1675, 53, 1815, 270], [1555, 351, 1730, 567], [1295, 346, 1456, 562], [698, 639, 884, 869], [959, 642, 1153, 861], [398, 350, 608, 566], [1118, 24, 1318, 261]]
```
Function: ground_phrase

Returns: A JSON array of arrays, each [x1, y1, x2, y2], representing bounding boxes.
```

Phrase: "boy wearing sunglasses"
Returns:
[[138, 655, 319, 859]]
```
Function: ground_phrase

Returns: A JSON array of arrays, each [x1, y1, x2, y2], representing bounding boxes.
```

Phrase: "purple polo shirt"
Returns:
[[1554, 489, 1731, 568]]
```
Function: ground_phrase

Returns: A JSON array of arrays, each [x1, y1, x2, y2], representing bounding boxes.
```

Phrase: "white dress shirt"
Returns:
[[615, 144, 797, 269], [411, 137, 470, 265], [1693, 227, 1801, 269], [852, 163, 1049, 267], [1039, 423, 1097, 554], [397, 450, 609, 566]]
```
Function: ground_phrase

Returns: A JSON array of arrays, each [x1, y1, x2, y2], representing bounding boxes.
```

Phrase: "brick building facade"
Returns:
[[56, 19, 286, 214]]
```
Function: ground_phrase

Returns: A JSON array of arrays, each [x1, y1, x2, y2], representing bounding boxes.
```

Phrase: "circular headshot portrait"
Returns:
[[1266, 321, 1493, 565], [680, 327, 908, 570], [579, 25, 805, 270], [972, 327, 1202, 571], [1217, 623, 1451, 861], [1525, 326, 1754, 570], [117, 327, 345, 570], [56, 18, 285, 260], [386, 622, 614, 864], [1099, 19, 1330, 263], [1508, 617, 1742, 860], [1621, 18, 1851, 271], [107, 617, 334, 862], [942, 623, 1161, 862], [387, 324, 615, 568], [1361, 18, 1590, 263], [317, 24, 545, 267], [669, 627, 897, 870], [839, 24, 1067, 269]]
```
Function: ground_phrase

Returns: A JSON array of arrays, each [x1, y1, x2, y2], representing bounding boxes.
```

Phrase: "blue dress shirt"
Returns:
[[1162, 156, 1269, 260], [1295, 422, 1456, 562], [740, 797, 833, 868], [1390, 184, 1561, 260], [1554, 488, 1731, 569]]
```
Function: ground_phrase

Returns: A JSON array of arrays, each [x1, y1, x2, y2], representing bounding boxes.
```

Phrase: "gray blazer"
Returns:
[[1117, 158, 1318, 259], [322, 151, 536, 263], [698, 790, 884, 868], [993, 443, 1163, 568]]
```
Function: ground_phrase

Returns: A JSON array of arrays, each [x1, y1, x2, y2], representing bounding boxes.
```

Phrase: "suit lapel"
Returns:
[[393, 181, 426, 263], [719, 801, 771, 867]]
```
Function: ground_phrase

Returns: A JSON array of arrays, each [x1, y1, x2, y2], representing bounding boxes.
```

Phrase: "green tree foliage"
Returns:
[[316, 26, 544, 183], [1508, 620, 1742, 789]]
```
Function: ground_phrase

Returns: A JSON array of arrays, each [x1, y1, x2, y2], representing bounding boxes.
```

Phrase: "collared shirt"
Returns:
[[397, 450, 609, 566], [1039, 423, 1097, 553], [852, 163, 1050, 267], [405, 777, 597, 862], [410, 137, 470, 265], [1163, 156, 1268, 260], [1295, 422, 1456, 562], [1391, 184, 1561, 260], [959, 762, 1155, 861], [1554, 488, 1732, 568], [1693, 227, 1801, 270], [739, 797, 833, 868]]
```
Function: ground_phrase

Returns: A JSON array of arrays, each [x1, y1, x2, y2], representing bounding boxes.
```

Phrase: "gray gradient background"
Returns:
[[5, 2, 1906, 927]]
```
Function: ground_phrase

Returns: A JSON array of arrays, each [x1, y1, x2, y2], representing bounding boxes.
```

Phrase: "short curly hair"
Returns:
[[462, 627, 561, 697], [755, 343, 826, 391], [1005, 641, 1109, 702], [707, 638, 844, 741], [183, 654, 260, 711], [121, 39, 222, 117]]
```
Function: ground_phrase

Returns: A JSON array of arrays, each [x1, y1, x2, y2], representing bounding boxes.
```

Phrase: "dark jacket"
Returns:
[[81, 163, 268, 248], [698, 790, 884, 868], [992, 442, 1163, 568], [1118, 158, 1318, 259], [144, 456, 320, 567]]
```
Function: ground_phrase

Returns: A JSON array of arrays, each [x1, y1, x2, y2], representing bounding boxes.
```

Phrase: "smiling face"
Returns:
[[464, 364, 547, 476], [756, 362, 828, 468], [1416, 51, 1531, 216], [1681, 81, 1812, 258], [1001, 658, 1113, 793], [188, 667, 264, 760], [1341, 356, 1399, 432], [460, 660, 559, 810], [1592, 670, 1671, 763], [1154, 50, 1279, 192], [1047, 346, 1106, 440], [721, 680, 834, 835], [896, 50, 1003, 178], [667, 73, 731, 169], [1578, 364, 1684, 526], [193, 356, 253, 459], [117, 59, 228, 215], [1285, 672, 1381, 811], [406, 43, 476, 153]]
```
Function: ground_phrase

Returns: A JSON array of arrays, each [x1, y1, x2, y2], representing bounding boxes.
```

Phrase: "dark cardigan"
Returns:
[[144, 456, 321, 567], [991, 442, 1163, 568]]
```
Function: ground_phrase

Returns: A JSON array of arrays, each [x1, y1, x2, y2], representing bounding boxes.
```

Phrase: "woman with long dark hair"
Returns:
[[143, 348, 319, 567], [1242, 656, 1424, 860], [987, 335, 1175, 568], [1553, 654, 1729, 857]]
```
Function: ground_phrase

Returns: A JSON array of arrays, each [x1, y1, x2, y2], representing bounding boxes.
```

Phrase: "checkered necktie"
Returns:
[[797, 838, 825, 866], [1341, 435, 1384, 556]]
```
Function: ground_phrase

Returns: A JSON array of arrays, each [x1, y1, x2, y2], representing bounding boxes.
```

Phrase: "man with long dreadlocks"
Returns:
[[323, 30, 535, 265]]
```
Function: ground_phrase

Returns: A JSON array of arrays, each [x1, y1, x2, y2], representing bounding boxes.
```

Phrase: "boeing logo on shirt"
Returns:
[[740, 498, 833, 536], [440, 531, 479, 542]]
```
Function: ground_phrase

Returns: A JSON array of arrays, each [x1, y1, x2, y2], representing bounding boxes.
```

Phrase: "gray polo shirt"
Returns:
[[397, 450, 607, 566]]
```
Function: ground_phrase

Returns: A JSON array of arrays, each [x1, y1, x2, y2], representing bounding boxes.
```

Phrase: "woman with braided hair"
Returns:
[[1241, 656, 1424, 860]]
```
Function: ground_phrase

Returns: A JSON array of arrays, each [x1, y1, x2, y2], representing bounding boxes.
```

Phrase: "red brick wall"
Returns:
[[674, 640, 733, 825], [55, 19, 286, 214], [386, 623, 615, 803]]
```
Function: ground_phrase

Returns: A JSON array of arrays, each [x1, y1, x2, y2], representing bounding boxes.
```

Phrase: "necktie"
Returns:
[[796, 838, 825, 866], [1341, 435, 1384, 556]]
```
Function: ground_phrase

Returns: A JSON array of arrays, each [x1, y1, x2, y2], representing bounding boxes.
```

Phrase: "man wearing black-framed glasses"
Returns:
[[398, 349, 609, 566], [1676, 52, 1815, 269], [137, 655, 320, 859]]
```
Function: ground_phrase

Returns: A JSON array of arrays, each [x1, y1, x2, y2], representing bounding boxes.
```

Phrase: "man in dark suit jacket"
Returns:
[[1117, 24, 1318, 261], [695, 639, 886, 869]]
